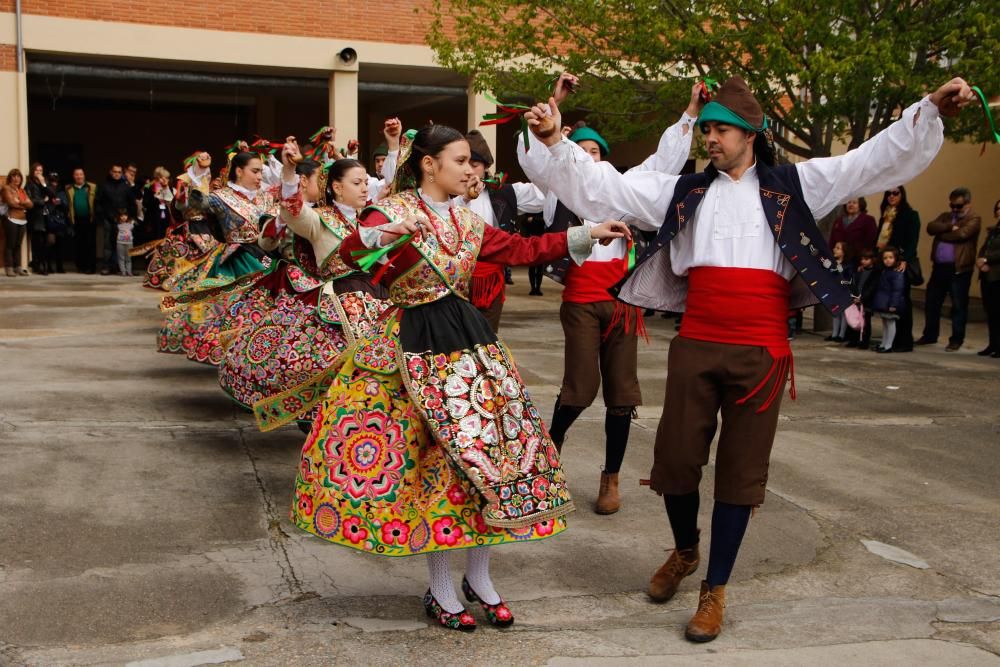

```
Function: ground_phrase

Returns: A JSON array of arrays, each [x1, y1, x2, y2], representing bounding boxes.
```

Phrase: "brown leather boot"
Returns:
[[648, 540, 700, 602], [595, 472, 620, 514], [685, 581, 726, 642]]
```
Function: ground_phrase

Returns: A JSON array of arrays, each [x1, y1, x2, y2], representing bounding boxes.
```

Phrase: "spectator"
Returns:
[[825, 241, 853, 342], [846, 248, 878, 349], [45, 171, 70, 273], [67, 168, 98, 274], [975, 199, 1000, 358], [2, 168, 33, 276], [829, 197, 877, 261], [917, 187, 982, 351], [142, 166, 174, 240], [26, 162, 52, 275], [115, 208, 135, 277], [875, 186, 921, 352], [95, 164, 136, 275], [873, 247, 907, 353]]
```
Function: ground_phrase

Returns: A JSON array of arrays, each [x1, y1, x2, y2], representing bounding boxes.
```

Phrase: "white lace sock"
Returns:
[[465, 547, 502, 605], [426, 552, 464, 614]]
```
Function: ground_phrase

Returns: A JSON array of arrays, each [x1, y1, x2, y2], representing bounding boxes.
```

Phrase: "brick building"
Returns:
[[1, 1, 998, 295]]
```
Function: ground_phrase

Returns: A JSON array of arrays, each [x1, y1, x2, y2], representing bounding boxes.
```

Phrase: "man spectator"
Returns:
[[917, 187, 982, 351], [67, 168, 97, 274], [95, 164, 136, 275]]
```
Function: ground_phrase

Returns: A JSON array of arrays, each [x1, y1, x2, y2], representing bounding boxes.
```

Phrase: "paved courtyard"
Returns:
[[1, 271, 998, 666]]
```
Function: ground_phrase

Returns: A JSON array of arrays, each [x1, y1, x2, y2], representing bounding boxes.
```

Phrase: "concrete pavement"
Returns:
[[1, 271, 998, 666]]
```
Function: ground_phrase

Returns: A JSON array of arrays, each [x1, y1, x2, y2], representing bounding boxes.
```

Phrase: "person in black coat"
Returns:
[[95, 164, 138, 274], [846, 248, 879, 349], [25, 163, 51, 275], [873, 247, 908, 353]]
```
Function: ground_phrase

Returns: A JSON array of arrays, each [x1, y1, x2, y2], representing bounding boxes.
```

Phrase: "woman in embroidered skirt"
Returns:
[[159, 152, 278, 365], [291, 125, 630, 631], [222, 153, 391, 430]]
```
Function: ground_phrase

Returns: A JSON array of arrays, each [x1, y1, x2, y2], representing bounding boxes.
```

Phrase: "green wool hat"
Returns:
[[569, 126, 610, 157], [697, 76, 768, 133], [372, 143, 388, 158]]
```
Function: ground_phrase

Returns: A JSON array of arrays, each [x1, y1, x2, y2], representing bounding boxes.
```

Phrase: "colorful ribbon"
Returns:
[[480, 93, 532, 150], [483, 172, 509, 191], [309, 126, 334, 144], [698, 77, 720, 103], [182, 151, 202, 168], [970, 85, 1000, 149], [350, 233, 414, 273]]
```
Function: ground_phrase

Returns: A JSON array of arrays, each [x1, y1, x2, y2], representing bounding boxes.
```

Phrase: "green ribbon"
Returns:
[[350, 233, 413, 273], [480, 93, 532, 149], [970, 86, 1000, 145]]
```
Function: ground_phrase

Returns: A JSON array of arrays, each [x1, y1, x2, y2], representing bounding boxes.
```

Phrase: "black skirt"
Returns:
[[398, 294, 498, 354]]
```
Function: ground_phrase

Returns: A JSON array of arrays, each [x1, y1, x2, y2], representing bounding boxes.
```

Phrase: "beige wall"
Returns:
[[856, 142, 1000, 300]]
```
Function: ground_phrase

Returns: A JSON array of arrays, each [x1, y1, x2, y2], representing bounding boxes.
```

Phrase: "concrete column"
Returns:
[[328, 69, 358, 151], [466, 84, 497, 166], [0, 68, 30, 268]]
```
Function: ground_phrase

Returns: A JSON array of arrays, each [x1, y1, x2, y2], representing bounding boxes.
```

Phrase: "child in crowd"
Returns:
[[826, 241, 853, 342], [846, 248, 878, 349], [115, 209, 135, 276], [872, 247, 907, 353]]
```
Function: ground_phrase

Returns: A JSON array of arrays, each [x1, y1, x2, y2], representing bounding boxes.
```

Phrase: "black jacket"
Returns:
[[96, 177, 137, 224]]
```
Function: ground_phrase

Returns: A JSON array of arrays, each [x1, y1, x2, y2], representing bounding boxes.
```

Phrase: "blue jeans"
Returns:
[[922, 263, 972, 344]]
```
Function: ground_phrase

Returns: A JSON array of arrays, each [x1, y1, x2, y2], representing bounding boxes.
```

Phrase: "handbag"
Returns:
[[905, 257, 924, 287]]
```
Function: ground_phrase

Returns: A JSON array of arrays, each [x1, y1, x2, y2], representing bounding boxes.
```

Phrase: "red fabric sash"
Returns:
[[562, 259, 623, 303], [471, 260, 505, 309], [563, 260, 647, 342], [680, 267, 795, 412]]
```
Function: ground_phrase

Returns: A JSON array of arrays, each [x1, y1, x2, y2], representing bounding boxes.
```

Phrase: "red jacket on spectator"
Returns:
[[829, 212, 877, 260]]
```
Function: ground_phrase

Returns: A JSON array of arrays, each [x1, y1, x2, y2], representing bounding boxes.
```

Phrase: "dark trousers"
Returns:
[[528, 265, 544, 292], [983, 278, 1000, 351], [75, 219, 97, 273], [846, 310, 874, 347], [2, 217, 26, 269], [922, 263, 972, 344], [893, 287, 914, 351], [30, 230, 50, 272], [102, 218, 117, 271]]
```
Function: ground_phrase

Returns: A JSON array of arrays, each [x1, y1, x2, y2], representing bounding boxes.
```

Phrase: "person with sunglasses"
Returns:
[[917, 187, 982, 351]]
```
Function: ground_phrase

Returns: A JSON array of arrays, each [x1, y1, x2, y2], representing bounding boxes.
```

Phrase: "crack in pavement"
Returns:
[[237, 426, 304, 599]]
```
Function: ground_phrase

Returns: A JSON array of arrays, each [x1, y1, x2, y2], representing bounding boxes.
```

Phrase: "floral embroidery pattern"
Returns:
[[291, 343, 567, 556], [401, 342, 574, 528]]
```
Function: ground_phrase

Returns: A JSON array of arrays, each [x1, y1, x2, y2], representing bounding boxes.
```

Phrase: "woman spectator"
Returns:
[[26, 162, 52, 275], [143, 166, 174, 241], [976, 199, 1000, 358], [829, 197, 877, 261], [875, 186, 921, 352], [45, 171, 71, 273], [2, 168, 33, 276]]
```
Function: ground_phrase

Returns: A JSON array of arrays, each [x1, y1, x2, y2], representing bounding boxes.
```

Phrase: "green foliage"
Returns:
[[428, 0, 1000, 158]]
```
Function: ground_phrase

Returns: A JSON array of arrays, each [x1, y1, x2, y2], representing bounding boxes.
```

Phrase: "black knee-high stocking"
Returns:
[[663, 491, 700, 551], [603, 408, 632, 473], [549, 396, 584, 452], [705, 501, 752, 587]]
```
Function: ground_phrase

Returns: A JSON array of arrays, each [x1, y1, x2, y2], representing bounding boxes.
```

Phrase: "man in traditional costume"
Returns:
[[520, 75, 973, 642]]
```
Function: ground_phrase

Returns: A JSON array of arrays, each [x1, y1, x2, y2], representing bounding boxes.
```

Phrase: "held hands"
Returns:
[[929, 78, 975, 118], [525, 98, 562, 146], [465, 174, 485, 201], [590, 220, 632, 246], [379, 215, 424, 245], [281, 137, 301, 181], [686, 81, 706, 118], [896, 260, 907, 273], [552, 73, 579, 106], [383, 117, 402, 150]]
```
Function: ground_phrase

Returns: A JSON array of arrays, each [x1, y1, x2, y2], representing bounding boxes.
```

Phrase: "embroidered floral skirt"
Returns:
[[220, 270, 388, 423], [292, 296, 572, 557]]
